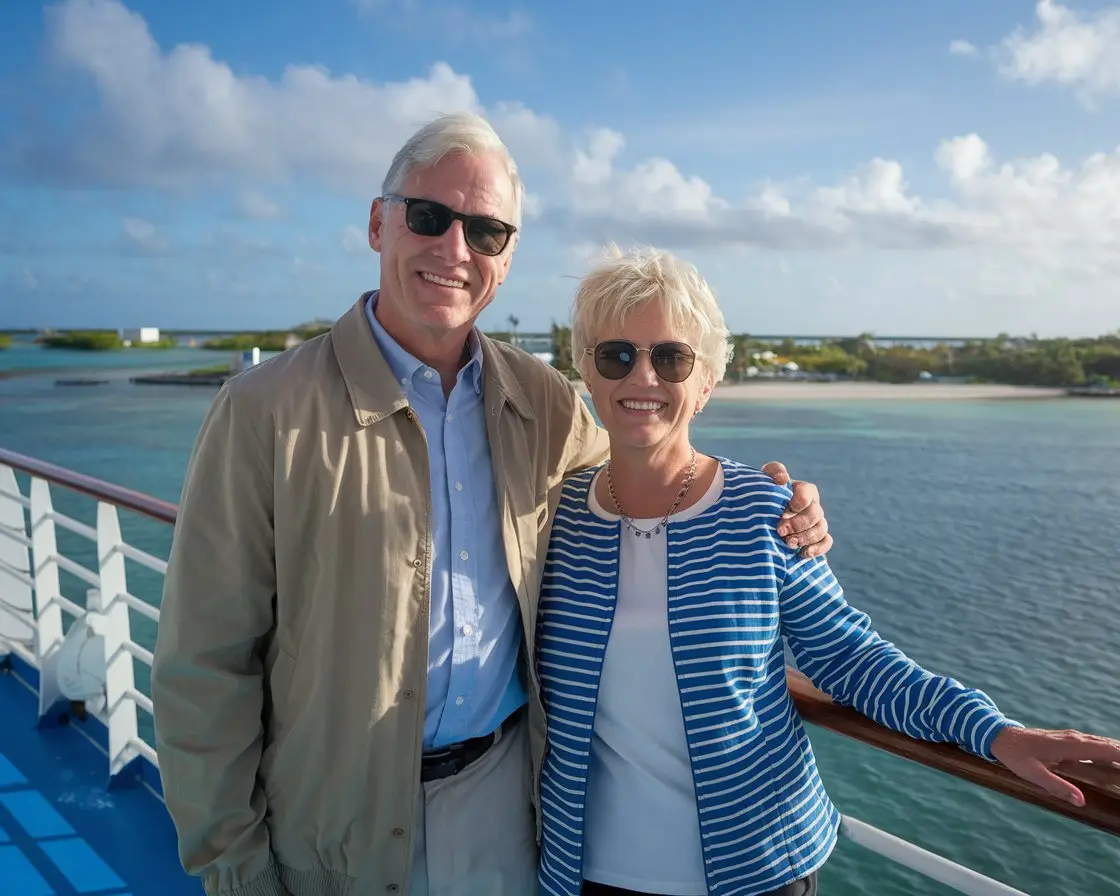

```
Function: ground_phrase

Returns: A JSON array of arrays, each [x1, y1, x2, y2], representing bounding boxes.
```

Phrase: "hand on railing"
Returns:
[[987, 725, 1120, 807]]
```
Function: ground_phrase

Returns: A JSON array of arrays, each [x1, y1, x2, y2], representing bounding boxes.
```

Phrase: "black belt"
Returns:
[[420, 705, 525, 783]]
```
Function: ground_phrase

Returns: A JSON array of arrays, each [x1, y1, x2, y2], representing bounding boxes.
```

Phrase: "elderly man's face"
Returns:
[[369, 151, 517, 352]]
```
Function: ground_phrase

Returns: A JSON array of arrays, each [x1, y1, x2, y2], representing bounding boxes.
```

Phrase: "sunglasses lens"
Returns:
[[405, 200, 452, 238], [594, 341, 637, 380], [402, 199, 510, 256], [464, 218, 509, 256], [650, 343, 696, 382]]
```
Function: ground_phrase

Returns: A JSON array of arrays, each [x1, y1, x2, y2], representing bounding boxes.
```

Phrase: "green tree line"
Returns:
[[39, 331, 176, 351], [201, 324, 331, 351]]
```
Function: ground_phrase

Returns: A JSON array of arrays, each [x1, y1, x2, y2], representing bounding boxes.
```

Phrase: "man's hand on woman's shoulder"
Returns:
[[760, 461, 833, 559]]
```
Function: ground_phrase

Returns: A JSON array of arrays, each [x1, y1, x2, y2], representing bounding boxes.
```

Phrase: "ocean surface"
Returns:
[[1, 342, 1118, 896]]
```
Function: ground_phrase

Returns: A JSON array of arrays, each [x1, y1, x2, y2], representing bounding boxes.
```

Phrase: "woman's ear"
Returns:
[[694, 376, 715, 417]]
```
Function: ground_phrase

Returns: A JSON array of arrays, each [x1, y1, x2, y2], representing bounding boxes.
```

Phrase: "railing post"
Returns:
[[0, 465, 34, 656], [29, 477, 65, 723], [97, 501, 140, 782]]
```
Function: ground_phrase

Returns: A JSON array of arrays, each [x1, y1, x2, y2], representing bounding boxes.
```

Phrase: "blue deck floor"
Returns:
[[0, 663, 201, 895]]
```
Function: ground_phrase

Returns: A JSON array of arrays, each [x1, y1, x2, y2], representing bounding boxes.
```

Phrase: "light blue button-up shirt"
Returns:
[[365, 294, 527, 749]]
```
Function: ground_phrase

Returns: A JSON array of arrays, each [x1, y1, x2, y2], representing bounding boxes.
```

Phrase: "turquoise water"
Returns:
[[1, 347, 1118, 895]]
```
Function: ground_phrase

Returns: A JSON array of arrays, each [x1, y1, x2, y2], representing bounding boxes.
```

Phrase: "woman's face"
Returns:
[[584, 301, 713, 454]]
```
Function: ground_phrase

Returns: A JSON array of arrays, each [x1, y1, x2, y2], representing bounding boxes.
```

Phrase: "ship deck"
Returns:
[[0, 663, 199, 895]]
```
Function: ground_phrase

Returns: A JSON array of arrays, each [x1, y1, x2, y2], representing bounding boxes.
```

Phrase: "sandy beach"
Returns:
[[570, 380, 1066, 401]]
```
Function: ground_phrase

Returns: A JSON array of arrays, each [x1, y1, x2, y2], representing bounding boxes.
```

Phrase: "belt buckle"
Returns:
[[422, 741, 469, 781]]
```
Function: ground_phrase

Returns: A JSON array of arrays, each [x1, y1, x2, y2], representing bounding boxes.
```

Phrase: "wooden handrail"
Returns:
[[0, 448, 178, 526], [787, 669, 1120, 837], [1, 446, 1117, 837]]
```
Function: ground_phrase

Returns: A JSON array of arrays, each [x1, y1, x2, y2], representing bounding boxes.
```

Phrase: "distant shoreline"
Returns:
[[0, 362, 1077, 400], [570, 380, 1067, 401]]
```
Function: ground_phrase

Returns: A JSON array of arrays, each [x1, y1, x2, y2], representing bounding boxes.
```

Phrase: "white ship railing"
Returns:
[[0, 447, 1117, 896], [0, 450, 175, 785]]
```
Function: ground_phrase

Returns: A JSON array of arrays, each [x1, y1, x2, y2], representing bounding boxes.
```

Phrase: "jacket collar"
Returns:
[[332, 291, 536, 426], [479, 330, 536, 421]]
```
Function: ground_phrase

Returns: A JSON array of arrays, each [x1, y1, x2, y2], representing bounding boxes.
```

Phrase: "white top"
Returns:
[[582, 464, 724, 895]]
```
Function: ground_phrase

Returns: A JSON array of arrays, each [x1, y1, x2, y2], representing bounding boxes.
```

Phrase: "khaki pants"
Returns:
[[408, 714, 539, 896]]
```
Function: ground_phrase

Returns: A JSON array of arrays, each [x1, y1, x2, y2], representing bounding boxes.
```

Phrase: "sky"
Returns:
[[0, 0, 1118, 337]]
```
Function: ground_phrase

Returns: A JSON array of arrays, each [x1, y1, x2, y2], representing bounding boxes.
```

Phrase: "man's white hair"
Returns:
[[572, 244, 734, 385], [382, 112, 525, 228]]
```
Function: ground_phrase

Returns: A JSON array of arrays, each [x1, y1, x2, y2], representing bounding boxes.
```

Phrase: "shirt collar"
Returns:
[[364, 291, 484, 395]]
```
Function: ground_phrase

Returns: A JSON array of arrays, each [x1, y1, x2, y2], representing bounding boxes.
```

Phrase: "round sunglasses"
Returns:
[[381, 193, 517, 256], [587, 340, 697, 383]]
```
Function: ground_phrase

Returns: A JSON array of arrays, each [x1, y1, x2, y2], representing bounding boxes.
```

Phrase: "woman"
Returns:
[[534, 245, 1120, 896]]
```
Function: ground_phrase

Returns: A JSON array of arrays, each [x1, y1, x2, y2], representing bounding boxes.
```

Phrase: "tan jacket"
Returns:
[[151, 294, 608, 896]]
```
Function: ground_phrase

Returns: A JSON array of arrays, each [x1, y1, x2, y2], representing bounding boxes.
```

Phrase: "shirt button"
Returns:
[[447, 413, 454, 422], [392, 828, 404, 837], [459, 549, 468, 561], [454, 481, 463, 491], [400, 377, 408, 386], [424, 370, 434, 379], [462, 624, 473, 636], [455, 696, 465, 706]]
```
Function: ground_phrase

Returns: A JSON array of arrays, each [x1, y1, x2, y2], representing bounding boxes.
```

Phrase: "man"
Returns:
[[151, 112, 833, 896]]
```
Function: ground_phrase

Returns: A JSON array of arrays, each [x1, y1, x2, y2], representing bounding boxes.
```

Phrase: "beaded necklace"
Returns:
[[605, 447, 697, 538]]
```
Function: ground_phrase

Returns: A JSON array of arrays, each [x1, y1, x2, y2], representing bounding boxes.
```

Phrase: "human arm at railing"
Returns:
[[150, 382, 284, 896], [786, 668, 1120, 837], [776, 553, 1021, 761]]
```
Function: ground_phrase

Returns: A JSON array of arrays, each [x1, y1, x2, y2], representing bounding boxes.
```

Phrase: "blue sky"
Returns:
[[1, 0, 1118, 336]]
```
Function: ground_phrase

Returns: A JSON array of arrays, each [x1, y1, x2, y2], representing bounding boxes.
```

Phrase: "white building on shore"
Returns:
[[121, 327, 161, 345]]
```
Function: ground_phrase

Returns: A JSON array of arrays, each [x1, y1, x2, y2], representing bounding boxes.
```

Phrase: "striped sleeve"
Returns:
[[776, 552, 1022, 760]]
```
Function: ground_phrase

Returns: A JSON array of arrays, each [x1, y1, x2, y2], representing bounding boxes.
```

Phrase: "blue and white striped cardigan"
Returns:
[[535, 459, 1018, 896]]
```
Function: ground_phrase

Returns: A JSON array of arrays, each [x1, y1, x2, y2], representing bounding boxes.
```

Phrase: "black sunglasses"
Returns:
[[587, 340, 697, 383], [382, 194, 517, 256]]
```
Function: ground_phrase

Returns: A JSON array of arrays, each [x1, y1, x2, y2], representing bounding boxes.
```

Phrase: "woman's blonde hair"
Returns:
[[571, 244, 733, 384]]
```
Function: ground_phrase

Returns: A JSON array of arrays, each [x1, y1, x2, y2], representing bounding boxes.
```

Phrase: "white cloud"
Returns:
[[536, 132, 1120, 306], [935, 134, 990, 181], [928, 135, 1120, 263], [995, 0, 1120, 103], [567, 128, 719, 222], [236, 190, 282, 220], [487, 101, 569, 177], [949, 39, 978, 57], [27, 0, 483, 193], [122, 216, 168, 251]]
